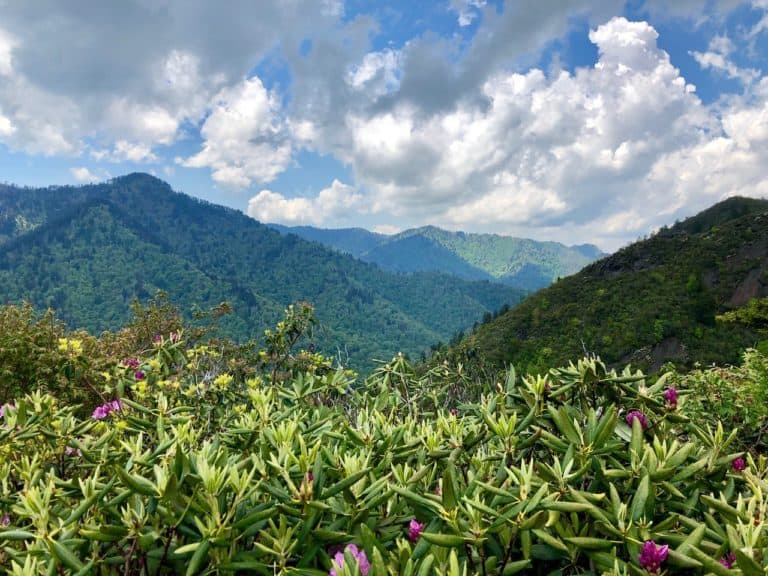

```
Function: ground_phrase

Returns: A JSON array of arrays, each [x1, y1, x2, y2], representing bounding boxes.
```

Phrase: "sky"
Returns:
[[0, 1, 767, 251]]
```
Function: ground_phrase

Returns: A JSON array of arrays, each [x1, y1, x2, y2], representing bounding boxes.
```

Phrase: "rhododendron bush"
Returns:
[[0, 308, 767, 575]]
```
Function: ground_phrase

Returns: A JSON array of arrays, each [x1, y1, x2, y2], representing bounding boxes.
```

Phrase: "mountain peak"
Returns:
[[110, 172, 172, 189], [670, 196, 768, 235], [447, 196, 768, 375]]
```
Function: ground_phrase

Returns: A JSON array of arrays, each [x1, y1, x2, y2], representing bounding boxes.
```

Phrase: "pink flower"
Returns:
[[134, 370, 145, 380], [719, 552, 736, 569], [1, 514, 9, 526], [153, 334, 162, 343], [663, 387, 678, 408], [170, 331, 181, 343], [638, 540, 668, 573], [123, 358, 140, 369], [732, 457, 746, 472], [329, 544, 370, 576], [626, 410, 648, 430], [92, 399, 124, 420], [408, 519, 425, 544], [65, 446, 82, 457]]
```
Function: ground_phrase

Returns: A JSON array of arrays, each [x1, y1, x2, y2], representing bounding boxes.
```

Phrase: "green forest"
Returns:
[[0, 174, 524, 372], [437, 197, 768, 376], [272, 224, 603, 291]]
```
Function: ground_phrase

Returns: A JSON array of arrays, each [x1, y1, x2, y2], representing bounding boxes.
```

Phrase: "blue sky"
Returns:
[[0, 0, 767, 250]]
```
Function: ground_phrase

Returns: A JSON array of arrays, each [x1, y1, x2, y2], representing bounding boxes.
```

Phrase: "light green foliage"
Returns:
[[718, 296, 768, 334], [1, 310, 767, 574], [672, 348, 768, 450]]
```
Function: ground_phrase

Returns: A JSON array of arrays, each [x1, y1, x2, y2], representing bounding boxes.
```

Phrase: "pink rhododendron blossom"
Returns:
[[638, 540, 668, 573], [329, 544, 370, 576], [408, 519, 425, 543], [732, 457, 746, 472], [663, 387, 678, 408], [626, 410, 648, 430], [92, 399, 124, 420]]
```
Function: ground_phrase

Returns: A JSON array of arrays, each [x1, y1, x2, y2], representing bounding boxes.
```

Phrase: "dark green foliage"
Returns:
[[440, 197, 768, 375], [273, 223, 605, 291], [0, 174, 524, 372]]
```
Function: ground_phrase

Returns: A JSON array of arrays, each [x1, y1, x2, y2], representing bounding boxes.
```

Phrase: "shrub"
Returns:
[[1, 330, 767, 574]]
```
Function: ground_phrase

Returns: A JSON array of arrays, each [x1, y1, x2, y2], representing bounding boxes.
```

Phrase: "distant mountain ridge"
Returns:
[[269, 223, 605, 291], [0, 174, 525, 371], [438, 196, 768, 375]]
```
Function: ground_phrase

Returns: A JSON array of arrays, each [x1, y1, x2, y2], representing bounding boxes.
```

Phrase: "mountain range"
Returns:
[[440, 196, 768, 375], [0, 173, 525, 371], [270, 224, 604, 291]]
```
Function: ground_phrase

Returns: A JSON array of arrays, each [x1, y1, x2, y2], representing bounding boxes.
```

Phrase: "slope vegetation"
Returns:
[[0, 174, 524, 370], [441, 197, 768, 374], [272, 223, 604, 291]]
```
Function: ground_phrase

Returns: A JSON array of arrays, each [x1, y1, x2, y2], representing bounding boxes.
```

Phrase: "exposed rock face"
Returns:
[[620, 337, 689, 373], [728, 268, 768, 308]]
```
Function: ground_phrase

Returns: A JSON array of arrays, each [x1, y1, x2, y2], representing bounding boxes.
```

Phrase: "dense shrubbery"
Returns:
[[1, 303, 768, 575]]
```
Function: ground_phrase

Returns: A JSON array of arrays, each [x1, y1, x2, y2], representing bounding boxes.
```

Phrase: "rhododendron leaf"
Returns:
[[734, 549, 763, 576], [322, 468, 371, 498], [420, 532, 468, 547], [665, 548, 703, 568], [630, 474, 650, 522]]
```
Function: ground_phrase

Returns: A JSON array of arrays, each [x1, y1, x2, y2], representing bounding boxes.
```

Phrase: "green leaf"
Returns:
[[0, 530, 36, 541], [734, 549, 764, 576], [49, 538, 85, 572], [420, 532, 468, 547], [630, 475, 650, 522], [321, 468, 371, 499], [186, 540, 210, 576], [564, 537, 617, 550], [442, 463, 459, 511], [502, 559, 532, 575]]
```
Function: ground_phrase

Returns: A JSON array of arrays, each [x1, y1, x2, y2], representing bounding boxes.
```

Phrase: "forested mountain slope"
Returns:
[[0, 174, 524, 370], [272, 223, 604, 291], [439, 197, 768, 374]]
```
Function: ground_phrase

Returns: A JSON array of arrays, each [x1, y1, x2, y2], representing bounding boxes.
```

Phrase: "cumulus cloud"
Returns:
[[182, 77, 292, 187], [1, 1, 766, 250], [325, 18, 714, 248], [247, 179, 363, 225], [70, 167, 100, 183], [0, 1, 342, 161]]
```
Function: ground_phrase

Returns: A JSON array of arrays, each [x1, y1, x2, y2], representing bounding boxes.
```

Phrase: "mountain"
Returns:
[[271, 223, 604, 291], [439, 196, 768, 375], [0, 174, 525, 371], [267, 224, 386, 258]]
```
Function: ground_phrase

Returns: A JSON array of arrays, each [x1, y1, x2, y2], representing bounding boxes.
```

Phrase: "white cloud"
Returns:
[[182, 76, 292, 188], [0, 1, 344, 161], [347, 49, 402, 96], [372, 224, 400, 235], [449, 0, 487, 27], [691, 35, 759, 85], [333, 17, 706, 246], [0, 113, 14, 138], [247, 179, 363, 225], [294, 15, 768, 249], [70, 167, 100, 183], [0, 29, 14, 75]]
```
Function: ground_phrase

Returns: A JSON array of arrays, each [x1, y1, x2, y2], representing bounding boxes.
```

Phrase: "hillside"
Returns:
[[440, 196, 768, 374], [0, 174, 525, 370], [271, 223, 604, 291]]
